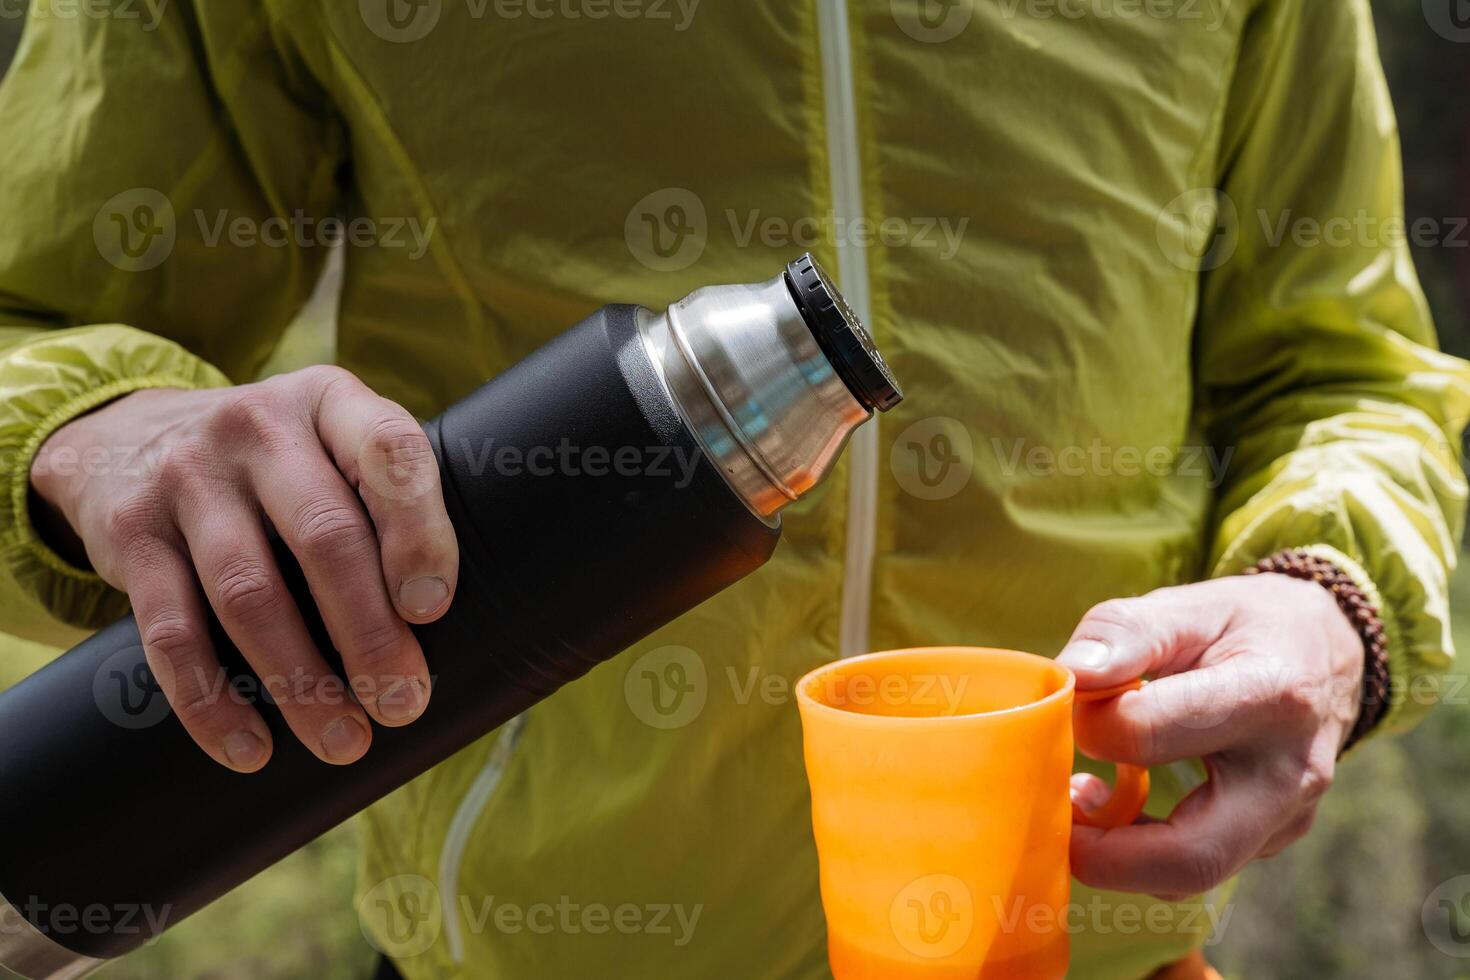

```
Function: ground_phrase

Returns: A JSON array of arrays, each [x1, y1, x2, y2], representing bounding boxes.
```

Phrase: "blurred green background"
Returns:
[[1, 2, 1468, 978]]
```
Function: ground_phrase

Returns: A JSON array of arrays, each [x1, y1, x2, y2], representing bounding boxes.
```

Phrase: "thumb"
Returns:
[[1057, 583, 1231, 689]]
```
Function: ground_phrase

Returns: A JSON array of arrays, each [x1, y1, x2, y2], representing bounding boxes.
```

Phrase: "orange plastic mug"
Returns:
[[795, 647, 1148, 979]]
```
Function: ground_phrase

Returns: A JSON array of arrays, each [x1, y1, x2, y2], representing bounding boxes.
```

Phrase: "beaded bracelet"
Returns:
[[1244, 548, 1390, 753]]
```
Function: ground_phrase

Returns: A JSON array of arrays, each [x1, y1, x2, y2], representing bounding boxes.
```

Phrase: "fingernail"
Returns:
[[1070, 777, 1111, 812], [1059, 640, 1111, 672], [377, 678, 427, 724], [224, 730, 267, 771], [322, 716, 370, 763], [399, 576, 449, 617]]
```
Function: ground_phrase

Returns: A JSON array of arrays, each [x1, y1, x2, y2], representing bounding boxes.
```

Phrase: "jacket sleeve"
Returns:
[[1198, 0, 1470, 737], [0, 2, 343, 644]]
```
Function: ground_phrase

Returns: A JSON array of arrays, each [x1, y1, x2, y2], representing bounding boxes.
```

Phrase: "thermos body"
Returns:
[[0, 256, 901, 977]]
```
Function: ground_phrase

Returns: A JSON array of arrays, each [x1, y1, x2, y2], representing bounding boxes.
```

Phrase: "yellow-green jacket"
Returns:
[[1, 1, 1466, 977]]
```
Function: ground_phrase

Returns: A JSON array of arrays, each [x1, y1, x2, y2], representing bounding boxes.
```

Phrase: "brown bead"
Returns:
[[1249, 548, 1390, 754]]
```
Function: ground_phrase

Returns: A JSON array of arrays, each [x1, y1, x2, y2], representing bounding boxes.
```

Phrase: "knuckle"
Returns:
[[364, 413, 434, 471], [1297, 759, 1334, 804], [292, 498, 372, 563], [105, 490, 167, 547], [346, 619, 409, 671], [213, 388, 285, 443], [152, 445, 201, 489], [1277, 675, 1322, 722], [1083, 598, 1144, 637], [172, 686, 230, 731], [296, 363, 357, 396], [140, 616, 200, 661], [212, 556, 283, 626]]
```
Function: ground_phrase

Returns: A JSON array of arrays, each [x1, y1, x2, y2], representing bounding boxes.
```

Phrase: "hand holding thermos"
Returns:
[[0, 255, 901, 978]]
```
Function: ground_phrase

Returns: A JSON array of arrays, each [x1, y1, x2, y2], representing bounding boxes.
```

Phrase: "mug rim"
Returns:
[[794, 646, 1076, 724]]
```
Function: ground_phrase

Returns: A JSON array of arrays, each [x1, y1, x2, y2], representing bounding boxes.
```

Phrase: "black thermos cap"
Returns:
[[783, 252, 904, 413]]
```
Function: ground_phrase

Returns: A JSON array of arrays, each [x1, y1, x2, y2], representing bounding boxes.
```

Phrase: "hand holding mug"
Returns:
[[1059, 575, 1364, 901]]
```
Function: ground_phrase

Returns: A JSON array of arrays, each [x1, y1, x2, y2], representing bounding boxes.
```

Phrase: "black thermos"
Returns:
[[0, 255, 902, 978]]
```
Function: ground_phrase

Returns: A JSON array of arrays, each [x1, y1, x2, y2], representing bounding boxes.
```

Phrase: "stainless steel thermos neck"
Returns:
[[0, 254, 901, 979], [641, 256, 899, 519]]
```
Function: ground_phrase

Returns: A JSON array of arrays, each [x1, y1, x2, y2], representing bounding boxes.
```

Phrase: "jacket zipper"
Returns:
[[437, 713, 528, 964], [432, 9, 878, 959], [815, 0, 879, 658]]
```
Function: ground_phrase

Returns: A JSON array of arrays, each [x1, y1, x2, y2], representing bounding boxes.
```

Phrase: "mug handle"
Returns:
[[1071, 680, 1150, 830]]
